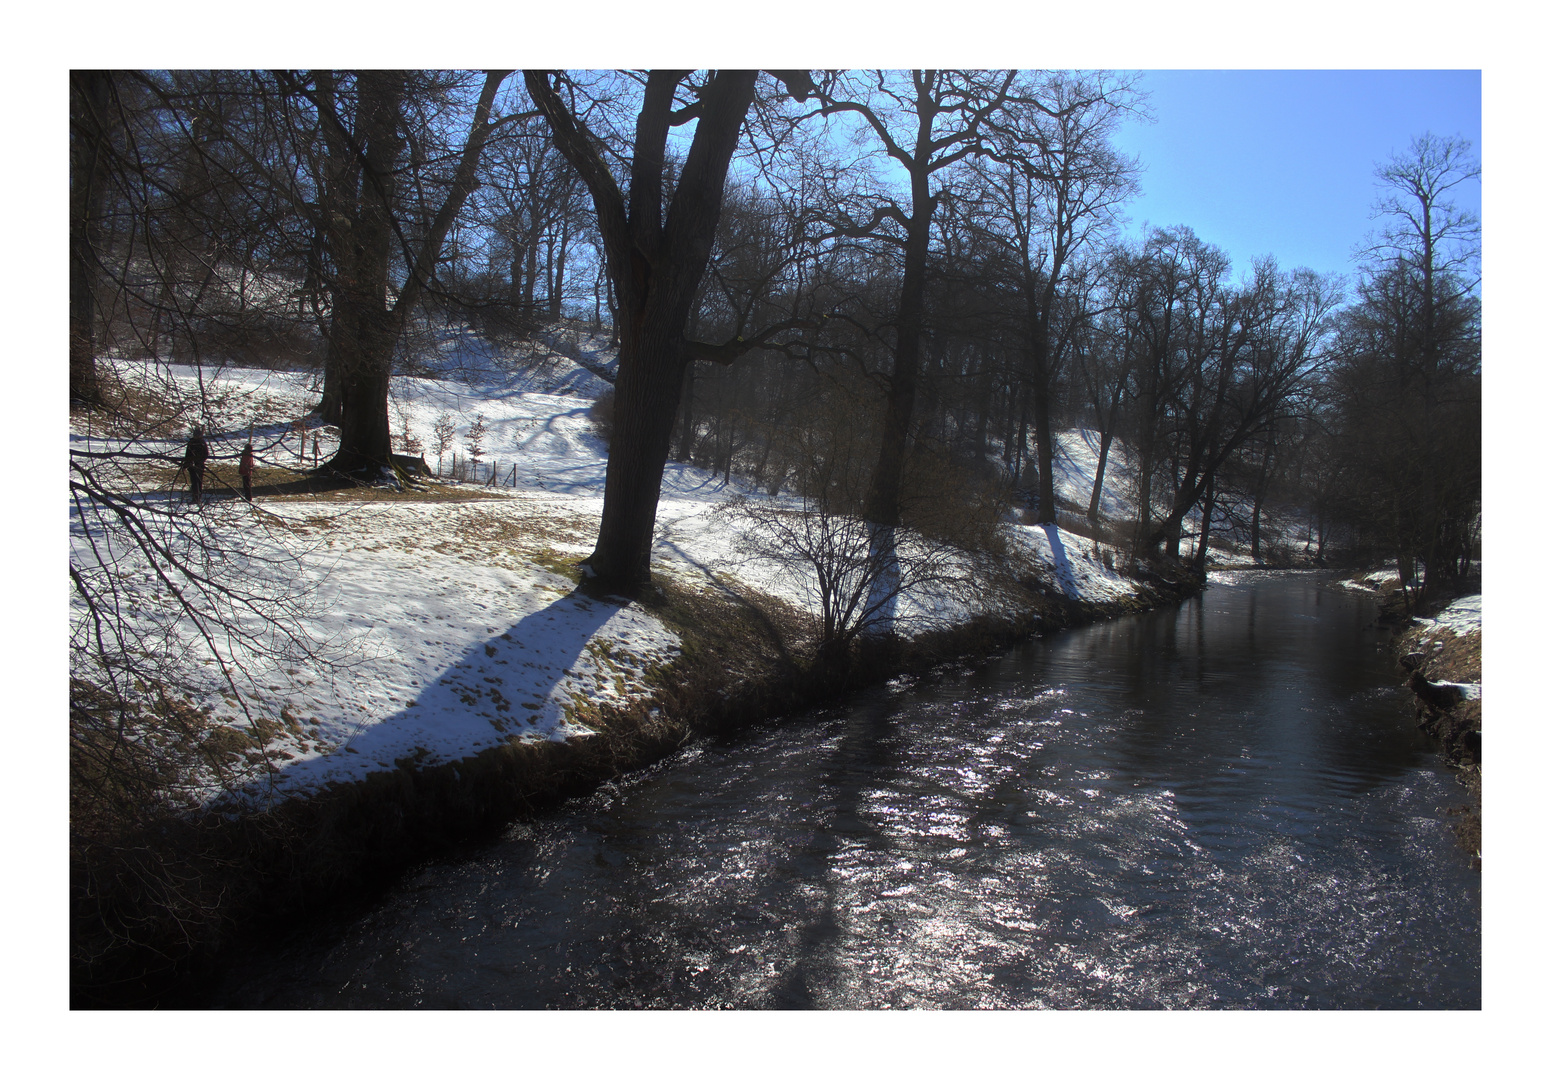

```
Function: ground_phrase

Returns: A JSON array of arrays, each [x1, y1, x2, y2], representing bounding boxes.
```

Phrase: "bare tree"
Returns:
[[469, 117, 590, 329], [1076, 266, 1138, 523], [431, 411, 457, 473], [1357, 133, 1482, 602], [281, 69, 517, 476], [70, 71, 116, 409], [803, 70, 1026, 530], [973, 71, 1140, 523], [1135, 236, 1341, 562], [524, 69, 815, 596], [719, 395, 1001, 668], [465, 412, 489, 473], [1325, 226, 1480, 604]]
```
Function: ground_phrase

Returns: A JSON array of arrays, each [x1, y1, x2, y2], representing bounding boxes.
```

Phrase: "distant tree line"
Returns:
[[70, 70, 1480, 601]]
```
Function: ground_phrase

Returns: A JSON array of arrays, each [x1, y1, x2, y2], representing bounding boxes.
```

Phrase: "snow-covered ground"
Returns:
[[1407, 594, 1484, 702], [1051, 429, 1136, 520], [1049, 427, 1316, 562], [71, 335, 1156, 807], [1423, 593, 1484, 638]]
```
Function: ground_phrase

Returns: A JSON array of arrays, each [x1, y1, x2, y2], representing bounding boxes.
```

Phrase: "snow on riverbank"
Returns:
[[1421, 593, 1483, 638], [1340, 569, 1403, 592], [71, 341, 1148, 806]]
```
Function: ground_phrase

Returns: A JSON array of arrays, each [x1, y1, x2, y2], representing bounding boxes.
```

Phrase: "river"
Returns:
[[207, 570, 1480, 1008]]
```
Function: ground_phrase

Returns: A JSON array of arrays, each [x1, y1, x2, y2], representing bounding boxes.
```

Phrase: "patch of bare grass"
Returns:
[[457, 506, 597, 547], [529, 547, 584, 583], [297, 482, 501, 506], [416, 508, 599, 578]]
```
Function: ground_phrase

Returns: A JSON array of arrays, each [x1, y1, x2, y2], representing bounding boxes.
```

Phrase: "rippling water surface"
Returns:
[[211, 571, 1480, 1008]]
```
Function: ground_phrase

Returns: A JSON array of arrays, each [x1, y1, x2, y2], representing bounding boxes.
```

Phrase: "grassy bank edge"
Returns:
[[1393, 605, 1483, 869], [70, 566, 1204, 1008], [1355, 578, 1483, 868]]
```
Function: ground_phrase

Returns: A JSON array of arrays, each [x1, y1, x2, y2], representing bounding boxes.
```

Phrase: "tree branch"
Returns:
[[683, 315, 824, 365]]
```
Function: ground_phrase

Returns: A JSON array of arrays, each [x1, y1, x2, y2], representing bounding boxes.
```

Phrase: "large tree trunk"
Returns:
[[323, 71, 403, 472], [1023, 279, 1061, 525], [1028, 343, 1058, 525], [589, 320, 689, 588], [1250, 463, 1271, 563], [864, 347, 921, 528], [315, 300, 355, 426], [1192, 470, 1215, 575], [863, 237, 927, 526], [526, 69, 767, 596], [863, 139, 935, 529], [316, 70, 509, 473], [524, 235, 539, 309], [1250, 429, 1276, 561], [311, 70, 359, 428], [328, 306, 398, 471], [1087, 377, 1124, 522], [70, 71, 114, 409], [316, 350, 343, 425], [549, 214, 570, 319], [1132, 431, 1154, 562]]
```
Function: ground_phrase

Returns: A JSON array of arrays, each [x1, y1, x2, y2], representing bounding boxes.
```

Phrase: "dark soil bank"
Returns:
[[1381, 584, 1482, 866], [1402, 630, 1482, 865], [199, 571, 1480, 1010], [73, 566, 1204, 1008]]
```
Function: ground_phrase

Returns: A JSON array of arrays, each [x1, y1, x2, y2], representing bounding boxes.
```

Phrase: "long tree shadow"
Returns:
[[765, 690, 902, 1008], [160, 470, 384, 504], [652, 537, 798, 667], [1041, 523, 1080, 598], [258, 588, 627, 795]]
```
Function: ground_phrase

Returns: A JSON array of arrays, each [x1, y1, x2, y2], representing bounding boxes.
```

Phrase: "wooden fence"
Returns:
[[433, 453, 519, 488]]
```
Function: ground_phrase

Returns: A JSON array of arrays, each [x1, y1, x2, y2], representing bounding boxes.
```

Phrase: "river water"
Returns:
[[209, 571, 1480, 1009]]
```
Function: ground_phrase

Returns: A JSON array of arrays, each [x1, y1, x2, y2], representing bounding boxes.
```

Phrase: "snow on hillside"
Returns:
[[72, 341, 1150, 807], [1050, 428, 1318, 562], [410, 321, 617, 398], [1052, 429, 1136, 521]]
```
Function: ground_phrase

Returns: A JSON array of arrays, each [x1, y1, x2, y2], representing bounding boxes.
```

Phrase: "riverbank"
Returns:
[[1343, 573, 1482, 864], [72, 356, 1218, 1005], [73, 547, 1204, 1007], [1397, 593, 1482, 865], [192, 571, 1479, 1011]]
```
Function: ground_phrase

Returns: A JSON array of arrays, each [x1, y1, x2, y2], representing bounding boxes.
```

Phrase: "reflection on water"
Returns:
[[210, 572, 1480, 1009]]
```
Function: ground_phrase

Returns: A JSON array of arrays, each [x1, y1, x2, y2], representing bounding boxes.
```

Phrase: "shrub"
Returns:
[[465, 413, 489, 467], [588, 389, 615, 447], [719, 417, 1004, 669], [431, 412, 457, 474]]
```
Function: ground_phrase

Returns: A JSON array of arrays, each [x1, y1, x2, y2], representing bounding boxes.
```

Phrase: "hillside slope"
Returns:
[[72, 334, 1162, 809]]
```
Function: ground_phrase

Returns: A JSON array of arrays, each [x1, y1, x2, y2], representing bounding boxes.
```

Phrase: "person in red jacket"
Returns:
[[239, 440, 255, 501]]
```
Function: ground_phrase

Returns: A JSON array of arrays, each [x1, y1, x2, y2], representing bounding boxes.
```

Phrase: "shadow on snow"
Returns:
[[1041, 524, 1081, 598], [253, 587, 628, 797]]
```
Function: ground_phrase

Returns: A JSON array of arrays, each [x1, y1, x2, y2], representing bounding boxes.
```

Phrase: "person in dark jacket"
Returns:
[[182, 426, 209, 505], [239, 440, 255, 501]]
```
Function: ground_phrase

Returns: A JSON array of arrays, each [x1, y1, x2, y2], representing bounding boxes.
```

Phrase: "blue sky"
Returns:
[[1109, 70, 1482, 282]]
